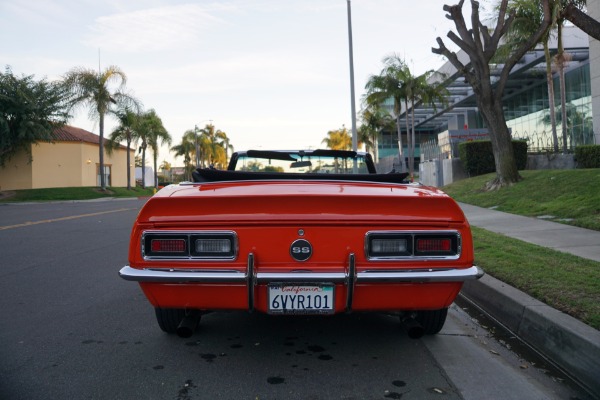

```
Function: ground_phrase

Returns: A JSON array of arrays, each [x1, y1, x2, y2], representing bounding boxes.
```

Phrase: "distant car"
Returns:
[[119, 149, 483, 338]]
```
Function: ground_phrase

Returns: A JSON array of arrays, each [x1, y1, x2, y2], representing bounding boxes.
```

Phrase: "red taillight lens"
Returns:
[[366, 232, 459, 259], [151, 239, 186, 253], [143, 232, 237, 259], [416, 238, 451, 252]]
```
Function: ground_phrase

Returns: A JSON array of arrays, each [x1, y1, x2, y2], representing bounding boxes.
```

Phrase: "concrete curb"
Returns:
[[461, 274, 600, 398]]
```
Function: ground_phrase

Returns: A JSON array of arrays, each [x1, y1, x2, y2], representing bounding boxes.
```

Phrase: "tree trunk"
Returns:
[[126, 139, 132, 190], [396, 115, 405, 172], [557, 23, 568, 153], [479, 98, 521, 189], [99, 113, 106, 190], [141, 143, 146, 189], [373, 132, 378, 163], [559, 64, 568, 152], [544, 43, 559, 152], [410, 100, 417, 181], [405, 101, 413, 179], [153, 154, 158, 189]]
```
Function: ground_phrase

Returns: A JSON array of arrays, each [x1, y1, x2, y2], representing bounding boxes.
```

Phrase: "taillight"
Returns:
[[416, 238, 451, 252], [367, 235, 412, 258], [366, 231, 460, 260], [191, 235, 235, 258], [151, 239, 186, 253], [371, 238, 408, 253], [142, 231, 237, 260], [414, 234, 457, 256]]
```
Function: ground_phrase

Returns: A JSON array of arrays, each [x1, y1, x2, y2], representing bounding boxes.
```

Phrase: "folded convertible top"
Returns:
[[192, 168, 410, 184]]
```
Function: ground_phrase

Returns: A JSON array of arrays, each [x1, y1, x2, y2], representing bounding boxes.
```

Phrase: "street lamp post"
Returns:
[[347, 0, 358, 153]]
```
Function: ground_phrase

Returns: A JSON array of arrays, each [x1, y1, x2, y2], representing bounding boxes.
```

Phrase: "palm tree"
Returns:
[[500, 0, 585, 152], [171, 130, 197, 181], [360, 104, 395, 163], [555, 0, 586, 152], [138, 109, 171, 189], [401, 68, 448, 179], [322, 126, 352, 150], [221, 134, 234, 166], [160, 160, 172, 182], [499, 0, 559, 151], [197, 124, 229, 168], [322, 126, 353, 173], [357, 125, 374, 154], [364, 55, 410, 172], [540, 101, 593, 147], [63, 65, 139, 190], [106, 108, 140, 190]]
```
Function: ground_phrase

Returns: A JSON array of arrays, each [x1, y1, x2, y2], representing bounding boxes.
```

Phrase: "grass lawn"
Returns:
[[0, 186, 156, 202], [472, 226, 600, 330], [442, 169, 600, 330], [442, 169, 600, 231]]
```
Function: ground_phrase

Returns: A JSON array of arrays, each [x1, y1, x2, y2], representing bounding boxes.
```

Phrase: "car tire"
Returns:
[[154, 308, 187, 334], [415, 308, 448, 335]]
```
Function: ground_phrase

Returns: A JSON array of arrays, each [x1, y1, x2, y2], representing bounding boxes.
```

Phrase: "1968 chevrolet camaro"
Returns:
[[119, 149, 483, 338]]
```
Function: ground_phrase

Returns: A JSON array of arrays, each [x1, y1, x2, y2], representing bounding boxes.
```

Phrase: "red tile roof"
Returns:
[[52, 125, 103, 144], [52, 125, 129, 150]]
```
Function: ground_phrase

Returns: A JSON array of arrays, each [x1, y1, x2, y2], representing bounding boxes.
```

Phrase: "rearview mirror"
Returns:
[[290, 160, 312, 169]]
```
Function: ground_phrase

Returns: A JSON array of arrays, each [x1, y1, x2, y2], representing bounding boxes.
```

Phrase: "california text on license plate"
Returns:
[[268, 284, 334, 314]]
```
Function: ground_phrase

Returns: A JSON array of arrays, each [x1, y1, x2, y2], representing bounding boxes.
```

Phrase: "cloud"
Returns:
[[129, 52, 340, 96], [82, 4, 225, 53], [1, 0, 71, 27]]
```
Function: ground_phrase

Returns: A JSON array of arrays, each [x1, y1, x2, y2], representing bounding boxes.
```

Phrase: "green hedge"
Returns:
[[575, 145, 600, 168], [458, 140, 528, 176]]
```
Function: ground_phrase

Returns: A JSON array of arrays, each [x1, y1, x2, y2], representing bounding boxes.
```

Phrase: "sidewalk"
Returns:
[[460, 203, 600, 262], [457, 203, 600, 398]]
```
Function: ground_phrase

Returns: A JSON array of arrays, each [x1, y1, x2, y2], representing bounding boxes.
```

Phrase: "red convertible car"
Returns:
[[119, 150, 482, 338]]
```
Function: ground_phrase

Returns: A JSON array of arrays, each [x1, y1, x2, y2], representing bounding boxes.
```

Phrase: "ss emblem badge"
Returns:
[[290, 239, 312, 262]]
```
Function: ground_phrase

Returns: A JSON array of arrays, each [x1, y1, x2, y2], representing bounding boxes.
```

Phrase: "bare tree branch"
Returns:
[[561, 2, 600, 41], [431, 37, 477, 90], [470, 1, 485, 59]]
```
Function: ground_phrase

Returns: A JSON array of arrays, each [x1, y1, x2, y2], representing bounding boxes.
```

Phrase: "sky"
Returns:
[[1, 0, 473, 166]]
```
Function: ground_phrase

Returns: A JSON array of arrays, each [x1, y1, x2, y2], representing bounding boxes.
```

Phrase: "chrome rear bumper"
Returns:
[[120, 253, 483, 312], [119, 262, 483, 284]]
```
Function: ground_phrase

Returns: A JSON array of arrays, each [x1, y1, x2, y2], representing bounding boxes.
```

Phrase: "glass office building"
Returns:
[[501, 63, 593, 151], [377, 26, 593, 162]]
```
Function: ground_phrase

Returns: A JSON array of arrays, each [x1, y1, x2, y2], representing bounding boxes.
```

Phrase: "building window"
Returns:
[[504, 63, 592, 152], [96, 164, 112, 187]]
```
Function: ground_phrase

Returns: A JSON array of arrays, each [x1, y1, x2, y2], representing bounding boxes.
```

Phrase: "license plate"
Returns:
[[268, 284, 334, 314]]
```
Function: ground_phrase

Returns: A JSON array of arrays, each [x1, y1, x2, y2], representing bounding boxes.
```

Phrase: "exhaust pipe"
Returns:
[[176, 310, 201, 338], [401, 317, 424, 339]]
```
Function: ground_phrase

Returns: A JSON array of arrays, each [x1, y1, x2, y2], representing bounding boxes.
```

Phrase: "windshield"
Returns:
[[231, 151, 372, 174]]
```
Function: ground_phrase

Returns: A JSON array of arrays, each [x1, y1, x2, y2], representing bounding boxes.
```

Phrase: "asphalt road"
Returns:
[[0, 199, 591, 400]]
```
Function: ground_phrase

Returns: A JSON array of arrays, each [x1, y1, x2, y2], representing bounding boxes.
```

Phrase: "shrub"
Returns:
[[575, 145, 600, 168], [512, 140, 528, 170], [459, 140, 528, 176]]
